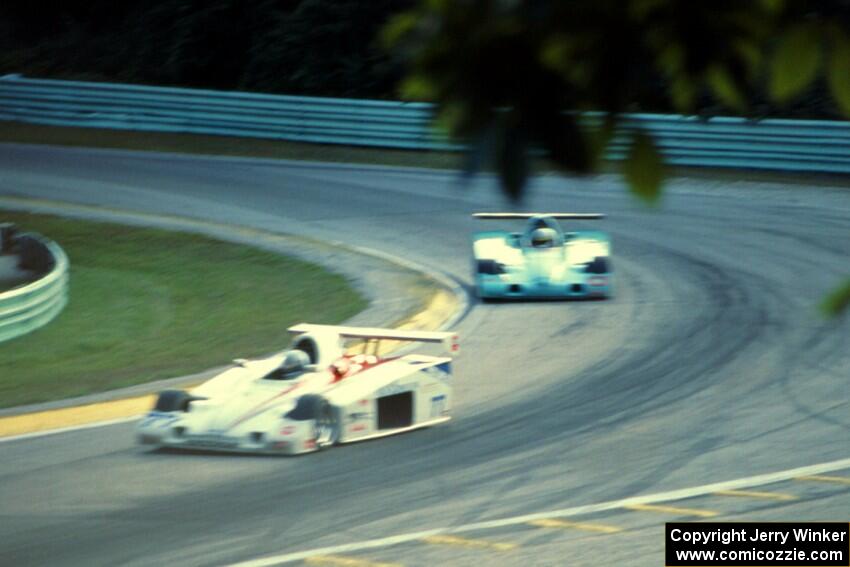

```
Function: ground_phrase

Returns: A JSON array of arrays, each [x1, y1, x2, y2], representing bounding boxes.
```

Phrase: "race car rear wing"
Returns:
[[473, 212, 605, 220], [288, 324, 459, 355]]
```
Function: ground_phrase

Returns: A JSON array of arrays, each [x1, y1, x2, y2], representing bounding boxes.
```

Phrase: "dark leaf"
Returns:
[[769, 23, 821, 103], [623, 130, 664, 204], [707, 65, 746, 111], [381, 11, 419, 49], [828, 32, 850, 117], [459, 125, 496, 184], [496, 122, 530, 203], [669, 75, 697, 114], [587, 115, 619, 169], [537, 113, 591, 174], [400, 75, 437, 100], [820, 278, 850, 317]]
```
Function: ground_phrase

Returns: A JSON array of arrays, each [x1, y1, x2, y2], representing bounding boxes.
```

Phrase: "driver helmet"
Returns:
[[530, 227, 558, 248], [280, 349, 311, 378]]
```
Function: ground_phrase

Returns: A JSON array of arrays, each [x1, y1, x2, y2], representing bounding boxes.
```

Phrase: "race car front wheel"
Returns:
[[154, 390, 194, 412], [287, 394, 339, 449], [313, 400, 338, 448]]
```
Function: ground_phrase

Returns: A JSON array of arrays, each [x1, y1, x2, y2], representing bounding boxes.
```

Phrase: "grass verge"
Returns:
[[0, 121, 462, 170], [0, 211, 367, 408]]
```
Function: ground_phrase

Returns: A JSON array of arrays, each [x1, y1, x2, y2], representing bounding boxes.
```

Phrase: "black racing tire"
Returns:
[[154, 389, 194, 412], [286, 394, 339, 448]]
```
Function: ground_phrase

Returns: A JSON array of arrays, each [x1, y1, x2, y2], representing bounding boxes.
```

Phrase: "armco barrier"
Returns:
[[0, 235, 69, 343], [1, 75, 849, 173], [0, 75, 453, 150]]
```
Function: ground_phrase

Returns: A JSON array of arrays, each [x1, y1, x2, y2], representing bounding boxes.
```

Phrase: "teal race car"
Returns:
[[471, 213, 613, 300]]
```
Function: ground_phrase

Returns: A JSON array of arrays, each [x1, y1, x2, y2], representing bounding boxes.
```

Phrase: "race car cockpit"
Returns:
[[263, 350, 311, 380], [530, 227, 559, 248], [523, 216, 564, 249]]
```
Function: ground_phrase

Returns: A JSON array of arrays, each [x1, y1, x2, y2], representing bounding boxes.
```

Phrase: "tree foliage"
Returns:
[[386, 0, 850, 199], [386, 0, 850, 315], [2, 0, 847, 314], [0, 0, 413, 97]]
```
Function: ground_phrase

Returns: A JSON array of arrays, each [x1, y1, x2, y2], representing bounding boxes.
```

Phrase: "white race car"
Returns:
[[137, 324, 459, 455]]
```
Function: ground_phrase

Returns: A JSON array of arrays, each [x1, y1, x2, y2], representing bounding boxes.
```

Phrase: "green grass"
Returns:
[[0, 211, 367, 408]]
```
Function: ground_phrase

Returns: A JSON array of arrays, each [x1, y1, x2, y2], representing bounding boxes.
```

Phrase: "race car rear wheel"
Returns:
[[154, 389, 193, 412]]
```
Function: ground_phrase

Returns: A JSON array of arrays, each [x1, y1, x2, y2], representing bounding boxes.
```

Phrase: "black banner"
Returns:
[[666, 522, 849, 566]]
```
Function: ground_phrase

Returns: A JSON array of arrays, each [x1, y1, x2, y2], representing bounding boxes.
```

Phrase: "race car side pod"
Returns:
[[472, 213, 605, 220]]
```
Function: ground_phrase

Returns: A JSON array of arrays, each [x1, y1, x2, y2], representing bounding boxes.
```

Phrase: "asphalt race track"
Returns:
[[0, 144, 848, 566]]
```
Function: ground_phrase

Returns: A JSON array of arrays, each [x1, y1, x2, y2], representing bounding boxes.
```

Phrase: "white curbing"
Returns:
[[345, 241, 469, 332]]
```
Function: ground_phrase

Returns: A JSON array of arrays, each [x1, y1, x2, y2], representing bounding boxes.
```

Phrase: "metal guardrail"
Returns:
[[1, 75, 849, 173], [0, 236, 69, 343], [0, 75, 450, 150]]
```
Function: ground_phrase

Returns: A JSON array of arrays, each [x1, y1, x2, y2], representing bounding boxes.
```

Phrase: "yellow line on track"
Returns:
[[421, 534, 518, 551], [304, 555, 401, 567], [0, 394, 156, 438], [795, 475, 850, 485], [528, 518, 622, 533], [714, 489, 797, 501], [398, 289, 458, 332], [624, 503, 719, 517]]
